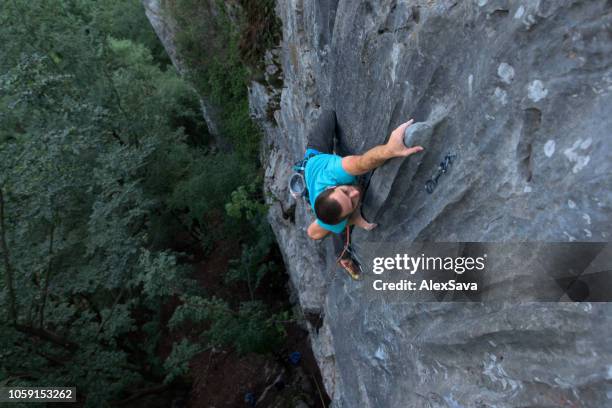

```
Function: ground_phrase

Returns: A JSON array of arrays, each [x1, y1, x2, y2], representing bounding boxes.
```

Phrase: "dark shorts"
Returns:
[[306, 109, 338, 155]]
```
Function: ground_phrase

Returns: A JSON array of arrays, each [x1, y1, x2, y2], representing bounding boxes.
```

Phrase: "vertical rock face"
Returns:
[[144, 0, 612, 405], [250, 0, 612, 406]]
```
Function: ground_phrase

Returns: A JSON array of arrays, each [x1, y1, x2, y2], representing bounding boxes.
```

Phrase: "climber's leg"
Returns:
[[332, 232, 346, 259], [306, 109, 338, 155], [305, 110, 356, 258]]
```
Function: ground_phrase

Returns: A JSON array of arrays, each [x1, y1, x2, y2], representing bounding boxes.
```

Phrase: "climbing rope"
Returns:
[[425, 153, 456, 194], [335, 225, 352, 264], [335, 225, 364, 276]]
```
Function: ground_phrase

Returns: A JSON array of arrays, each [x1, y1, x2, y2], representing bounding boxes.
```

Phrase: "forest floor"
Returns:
[[157, 229, 331, 408]]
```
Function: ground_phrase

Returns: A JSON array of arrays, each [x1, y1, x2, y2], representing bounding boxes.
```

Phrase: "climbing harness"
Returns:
[[289, 151, 319, 200], [335, 225, 364, 280], [425, 153, 456, 194]]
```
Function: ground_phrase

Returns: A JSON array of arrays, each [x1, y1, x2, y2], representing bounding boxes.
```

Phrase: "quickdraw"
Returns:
[[425, 153, 456, 194]]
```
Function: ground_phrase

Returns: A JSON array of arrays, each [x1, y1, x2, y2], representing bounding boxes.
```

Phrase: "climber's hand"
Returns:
[[385, 119, 424, 158], [362, 221, 378, 231], [349, 208, 377, 231]]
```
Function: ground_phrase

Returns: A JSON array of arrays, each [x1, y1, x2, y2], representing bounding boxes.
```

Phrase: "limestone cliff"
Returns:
[[146, 0, 612, 406], [251, 1, 612, 407]]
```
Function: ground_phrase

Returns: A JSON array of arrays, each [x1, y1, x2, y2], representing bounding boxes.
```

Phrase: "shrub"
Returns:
[[169, 295, 286, 355]]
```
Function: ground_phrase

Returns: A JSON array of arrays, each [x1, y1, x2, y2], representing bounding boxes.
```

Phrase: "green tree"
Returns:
[[0, 1, 287, 406], [0, 1, 206, 405]]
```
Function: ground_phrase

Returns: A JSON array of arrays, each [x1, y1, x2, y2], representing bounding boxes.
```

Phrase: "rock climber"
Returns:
[[298, 110, 424, 278]]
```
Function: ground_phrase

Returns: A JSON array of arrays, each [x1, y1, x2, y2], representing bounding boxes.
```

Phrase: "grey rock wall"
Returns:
[[252, 0, 612, 406], [144, 0, 612, 405]]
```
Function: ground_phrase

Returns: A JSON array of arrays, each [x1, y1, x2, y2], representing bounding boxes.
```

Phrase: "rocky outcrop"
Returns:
[[250, 1, 612, 406], [142, 0, 227, 148], [145, 0, 612, 405]]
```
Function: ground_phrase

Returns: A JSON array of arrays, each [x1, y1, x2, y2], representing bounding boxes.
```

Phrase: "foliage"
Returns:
[[237, 0, 283, 67], [163, 0, 266, 163], [91, 0, 172, 65], [225, 180, 276, 294], [0, 1, 207, 405], [0, 0, 287, 406], [226, 227, 278, 295], [163, 339, 203, 384], [169, 153, 247, 227], [225, 180, 268, 221], [169, 295, 286, 355], [136, 250, 189, 299]]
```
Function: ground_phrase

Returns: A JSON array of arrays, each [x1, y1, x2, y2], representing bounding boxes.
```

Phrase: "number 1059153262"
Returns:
[[1, 387, 76, 402]]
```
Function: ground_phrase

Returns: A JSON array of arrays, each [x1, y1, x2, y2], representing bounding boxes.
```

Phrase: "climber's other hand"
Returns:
[[363, 222, 378, 231], [385, 119, 423, 158], [349, 209, 377, 231]]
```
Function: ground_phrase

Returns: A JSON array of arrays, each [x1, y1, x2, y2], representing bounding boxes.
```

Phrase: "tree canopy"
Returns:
[[0, 1, 285, 406]]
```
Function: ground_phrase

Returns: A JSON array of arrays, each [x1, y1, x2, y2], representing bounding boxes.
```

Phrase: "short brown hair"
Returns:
[[314, 188, 343, 225]]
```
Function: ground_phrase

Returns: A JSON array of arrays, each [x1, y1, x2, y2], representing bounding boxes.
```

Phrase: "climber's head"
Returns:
[[315, 185, 361, 225]]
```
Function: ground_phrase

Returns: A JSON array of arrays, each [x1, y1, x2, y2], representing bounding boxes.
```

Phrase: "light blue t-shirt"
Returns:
[[304, 151, 357, 233]]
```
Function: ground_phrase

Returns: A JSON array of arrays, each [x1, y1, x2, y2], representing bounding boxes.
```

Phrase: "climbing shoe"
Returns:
[[338, 258, 362, 280]]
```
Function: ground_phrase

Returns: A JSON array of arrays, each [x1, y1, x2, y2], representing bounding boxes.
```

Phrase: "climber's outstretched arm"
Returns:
[[341, 119, 424, 176], [307, 220, 331, 240]]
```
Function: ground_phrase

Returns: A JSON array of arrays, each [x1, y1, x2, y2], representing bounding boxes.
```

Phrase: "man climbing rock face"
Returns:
[[303, 110, 424, 241]]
